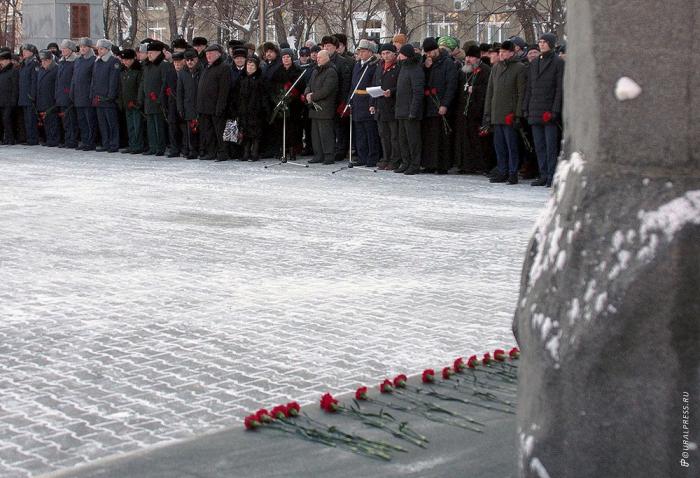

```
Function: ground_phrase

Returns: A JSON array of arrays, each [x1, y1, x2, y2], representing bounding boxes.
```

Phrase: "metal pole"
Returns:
[[282, 108, 287, 161]]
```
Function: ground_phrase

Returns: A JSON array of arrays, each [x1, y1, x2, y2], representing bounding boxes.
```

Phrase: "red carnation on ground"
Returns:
[[271, 405, 287, 419], [542, 111, 552, 123], [356, 386, 368, 400], [453, 357, 465, 372], [244, 414, 261, 430], [467, 355, 480, 368], [286, 401, 301, 417], [482, 352, 492, 365], [320, 393, 339, 412], [509, 347, 520, 359], [505, 112, 515, 126], [494, 349, 507, 362], [254, 408, 272, 423], [393, 374, 408, 388], [442, 366, 453, 380], [379, 379, 394, 394], [421, 369, 435, 383]]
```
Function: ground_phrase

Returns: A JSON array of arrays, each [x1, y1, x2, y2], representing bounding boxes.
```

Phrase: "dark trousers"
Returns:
[[0, 107, 14, 144], [41, 111, 61, 146], [397, 119, 422, 169], [353, 119, 380, 166], [168, 120, 182, 154], [125, 109, 144, 152], [96, 107, 120, 151], [493, 124, 520, 175], [23, 106, 39, 145], [312, 118, 335, 163], [145, 113, 166, 154], [334, 115, 350, 159], [531, 123, 560, 180], [378, 120, 400, 166], [76, 106, 96, 148], [199, 114, 226, 159], [60, 106, 78, 147], [183, 122, 200, 157]]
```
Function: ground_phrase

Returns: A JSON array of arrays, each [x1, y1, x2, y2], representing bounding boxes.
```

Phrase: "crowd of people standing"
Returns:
[[0, 31, 564, 186]]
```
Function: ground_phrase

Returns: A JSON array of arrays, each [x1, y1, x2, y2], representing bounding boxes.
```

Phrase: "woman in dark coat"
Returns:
[[236, 56, 269, 161], [274, 49, 305, 160]]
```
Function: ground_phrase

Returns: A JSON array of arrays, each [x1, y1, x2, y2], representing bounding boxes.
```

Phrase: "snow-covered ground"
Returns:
[[0, 145, 548, 477]]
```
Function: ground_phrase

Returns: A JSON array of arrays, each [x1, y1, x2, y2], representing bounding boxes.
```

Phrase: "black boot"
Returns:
[[531, 177, 548, 186], [249, 140, 260, 161], [395, 163, 409, 173], [507, 173, 518, 185], [241, 141, 251, 161], [489, 173, 508, 183]]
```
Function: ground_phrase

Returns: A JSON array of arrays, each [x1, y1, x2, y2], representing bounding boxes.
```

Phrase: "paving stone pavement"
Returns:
[[0, 145, 548, 477]]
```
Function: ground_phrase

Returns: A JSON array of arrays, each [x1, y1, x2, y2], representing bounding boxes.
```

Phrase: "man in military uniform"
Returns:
[[348, 39, 379, 167], [91, 39, 121, 152], [71, 38, 97, 150], [0, 49, 18, 145], [55, 39, 78, 148], [36, 50, 60, 146], [18, 44, 39, 145], [118, 48, 144, 154], [140, 41, 170, 156]]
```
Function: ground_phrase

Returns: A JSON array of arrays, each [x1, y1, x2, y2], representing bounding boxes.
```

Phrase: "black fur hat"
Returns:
[[321, 35, 339, 47], [120, 48, 136, 60], [172, 38, 189, 50], [333, 33, 348, 47], [192, 37, 208, 47]]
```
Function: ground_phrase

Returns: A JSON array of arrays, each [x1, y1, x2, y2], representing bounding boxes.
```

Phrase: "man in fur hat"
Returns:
[[196, 43, 230, 161], [18, 44, 39, 145], [36, 50, 60, 147], [119, 48, 144, 154], [349, 39, 380, 167], [140, 41, 170, 156], [71, 38, 97, 150], [370, 43, 400, 170], [91, 39, 121, 152], [321, 35, 352, 161], [305, 50, 338, 165], [55, 39, 78, 148]]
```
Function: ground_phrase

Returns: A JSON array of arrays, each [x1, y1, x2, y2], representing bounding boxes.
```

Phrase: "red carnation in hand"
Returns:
[[509, 347, 521, 359], [424, 89, 431, 97], [57, 111, 65, 118], [254, 408, 272, 423], [494, 349, 507, 362], [442, 366, 453, 380], [542, 111, 552, 123], [421, 369, 435, 383], [127, 100, 136, 109], [63, 87, 70, 94], [165, 86, 172, 97], [286, 401, 301, 417], [473, 67, 481, 75], [300, 94, 306, 103], [291, 87, 300, 97], [38, 112, 46, 120], [393, 374, 408, 388], [482, 352, 492, 365], [379, 379, 394, 394], [453, 357, 465, 372], [92, 96, 100, 106], [467, 355, 480, 368], [431, 87, 438, 95], [244, 414, 261, 430], [356, 386, 368, 400], [320, 393, 340, 412], [149, 91, 157, 102], [505, 112, 515, 126], [284, 81, 292, 90]]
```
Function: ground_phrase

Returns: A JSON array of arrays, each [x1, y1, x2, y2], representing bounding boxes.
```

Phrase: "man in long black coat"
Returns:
[[453, 45, 491, 174], [140, 41, 170, 156], [523, 33, 564, 187], [177, 49, 201, 159], [304, 50, 338, 165], [18, 44, 39, 145], [420, 37, 458, 174], [321, 35, 352, 161], [370, 44, 400, 170], [394, 44, 424, 175], [91, 39, 121, 152], [196, 44, 230, 161], [0, 49, 18, 144]]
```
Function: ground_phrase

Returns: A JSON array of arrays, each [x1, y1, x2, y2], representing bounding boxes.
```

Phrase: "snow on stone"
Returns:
[[530, 457, 552, 478], [568, 298, 580, 325], [594, 292, 608, 313], [545, 331, 562, 363], [614, 76, 642, 101]]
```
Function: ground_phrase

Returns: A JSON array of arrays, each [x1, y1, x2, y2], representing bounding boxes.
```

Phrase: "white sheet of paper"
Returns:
[[366, 86, 385, 98]]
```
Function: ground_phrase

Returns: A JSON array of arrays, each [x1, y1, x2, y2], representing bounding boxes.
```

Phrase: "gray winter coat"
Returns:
[[394, 56, 424, 120], [483, 57, 527, 125], [304, 63, 338, 120]]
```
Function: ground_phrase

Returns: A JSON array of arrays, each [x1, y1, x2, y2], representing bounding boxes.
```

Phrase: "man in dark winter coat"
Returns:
[[196, 43, 230, 161], [140, 41, 170, 156], [71, 38, 97, 150], [18, 44, 39, 145], [394, 44, 424, 175], [119, 48, 144, 154], [192, 37, 208, 66], [177, 49, 201, 159], [483, 40, 527, 184], [421, 37, 459, 174], [91, 39, 121, 152], [55, 40, 78, 148], [0, 49, 18, 144], [349, 39, 380, 167], [453, 45, 492, 174], [523, 32, 564, 187], [36, 50, 60, 146], [165, 51, 184, 157], [322, 35, 352, 161], [296, 47, 315, 155], [304, 50, 338, 165], [370, 43, 400, 170]]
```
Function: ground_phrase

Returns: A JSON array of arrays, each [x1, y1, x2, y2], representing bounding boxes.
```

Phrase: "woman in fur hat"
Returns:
[[236, 56, 270, 161]]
